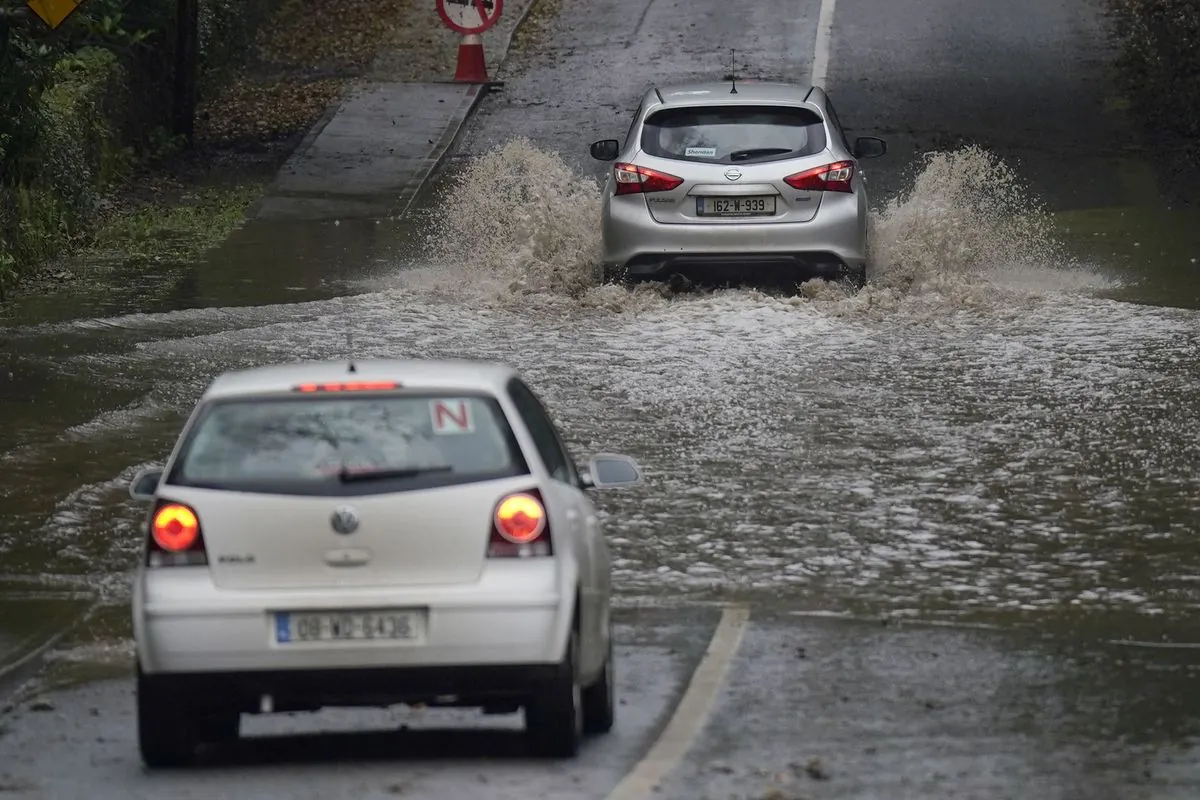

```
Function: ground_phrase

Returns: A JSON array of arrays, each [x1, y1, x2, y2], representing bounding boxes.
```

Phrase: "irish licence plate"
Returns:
[[274, 609, 425, 644], [697, 196, 776, 217]]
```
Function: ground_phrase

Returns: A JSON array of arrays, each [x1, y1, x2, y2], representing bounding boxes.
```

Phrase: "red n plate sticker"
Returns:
[[430, 399, 475, 434], [436, 0, 504, 35]]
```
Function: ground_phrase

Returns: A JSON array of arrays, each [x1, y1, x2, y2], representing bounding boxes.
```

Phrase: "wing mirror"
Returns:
[[590, 139, 620, 162], [852, 136, 887, 159], [580, 453, 644, 490], [129, 467, 164, 501]]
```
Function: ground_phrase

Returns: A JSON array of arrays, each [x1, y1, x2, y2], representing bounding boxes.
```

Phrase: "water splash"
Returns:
[[412, 138, 1111, 316], [418, 137, 605, 301]]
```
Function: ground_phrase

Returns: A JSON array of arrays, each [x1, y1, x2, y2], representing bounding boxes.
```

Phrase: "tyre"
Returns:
[[602, 265, 631, 286], [137, 665, 197, 768], [195, 709, 241, 747], [838, 263, 868, 290], [581, 629, 615, 735], [525, 628, 583, 758]]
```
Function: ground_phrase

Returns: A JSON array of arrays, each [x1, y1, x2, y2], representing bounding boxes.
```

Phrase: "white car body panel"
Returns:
[[132, 360, 629, 689]]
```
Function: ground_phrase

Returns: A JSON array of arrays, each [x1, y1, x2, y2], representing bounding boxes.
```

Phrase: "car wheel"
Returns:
[[195, 709, 241, 747], [525, 628, 583, 758], [581, 628, 615, 735], [602, 266, 630, 286], [137, 664, 197, 768], [838, 264, 868, 290]]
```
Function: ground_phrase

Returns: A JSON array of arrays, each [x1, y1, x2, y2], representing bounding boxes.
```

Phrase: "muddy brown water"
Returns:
[[2, 143, 1200, 658]]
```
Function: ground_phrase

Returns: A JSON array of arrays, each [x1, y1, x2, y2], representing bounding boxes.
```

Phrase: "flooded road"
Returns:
[[2, 0, 1200, 790], [5, 152, 1200, 641], [3, 0, 1200, 638]]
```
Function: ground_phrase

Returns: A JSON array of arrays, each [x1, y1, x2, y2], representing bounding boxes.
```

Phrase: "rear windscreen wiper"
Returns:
[[337, 465, 452, 483], [729, 147, 792, 162]]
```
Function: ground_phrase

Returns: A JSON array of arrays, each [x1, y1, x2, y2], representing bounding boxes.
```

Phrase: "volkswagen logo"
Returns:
[[724, 167, 743, 181], [330, 506, 360, 535]]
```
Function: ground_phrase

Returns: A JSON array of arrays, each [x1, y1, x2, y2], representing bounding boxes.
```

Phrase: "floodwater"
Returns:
[[2, 139, 1200, 648]]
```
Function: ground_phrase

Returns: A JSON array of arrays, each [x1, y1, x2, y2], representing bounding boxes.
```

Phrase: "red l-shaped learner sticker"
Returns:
[[436, 0, 504, 35]]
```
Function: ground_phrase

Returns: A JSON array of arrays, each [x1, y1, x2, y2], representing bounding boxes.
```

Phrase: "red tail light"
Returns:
[[488, 490, 553, 558], [146, 501, 208, 567], [613, 163, 684, 195], [784, 161, 855, 193]]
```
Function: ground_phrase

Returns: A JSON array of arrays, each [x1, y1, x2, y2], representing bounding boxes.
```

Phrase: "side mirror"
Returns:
[[581, 453, 643, 490], [590, 139, 620, 162], [852, 136, 887, 159], [129, 467, 164, 501]]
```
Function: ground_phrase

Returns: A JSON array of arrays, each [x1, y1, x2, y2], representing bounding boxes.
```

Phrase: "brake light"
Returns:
[[294, 381, 400, 392], [147, 501, 207, 567], [783, 161, 855, 193], [613, 163, 684, 195], [488, 490, 553, 558]]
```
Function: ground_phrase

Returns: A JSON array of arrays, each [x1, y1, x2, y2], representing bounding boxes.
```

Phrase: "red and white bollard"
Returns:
[[453, 33, 490, 84]]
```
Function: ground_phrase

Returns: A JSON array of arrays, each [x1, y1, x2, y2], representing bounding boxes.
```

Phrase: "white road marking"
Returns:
[[811, 0, 837, 88], [604, 605, 751, 800]]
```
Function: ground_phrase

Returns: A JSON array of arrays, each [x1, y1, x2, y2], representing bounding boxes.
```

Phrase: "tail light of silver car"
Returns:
[[145, 500, 209, 567], [783, 160, 855, 193], [488, 489, 553, 558], [613, 163, 684, 196]]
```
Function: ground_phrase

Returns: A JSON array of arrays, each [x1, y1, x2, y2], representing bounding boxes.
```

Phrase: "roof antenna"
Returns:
[[346, 302, 357, 373], [729, 49, 738, 94]]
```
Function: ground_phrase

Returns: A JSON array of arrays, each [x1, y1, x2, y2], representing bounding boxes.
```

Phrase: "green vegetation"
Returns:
[[1104, 0, 1200, 146], [86, 178, 267, 264], [0, 0, 277, 299]]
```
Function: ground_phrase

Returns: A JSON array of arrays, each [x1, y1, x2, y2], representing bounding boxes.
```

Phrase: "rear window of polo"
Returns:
[[164, 392, 530, 497]]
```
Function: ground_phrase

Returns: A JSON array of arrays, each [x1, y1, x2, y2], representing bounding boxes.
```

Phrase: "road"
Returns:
[[4, 607, 1198, 799], [3, 0, 1200, 796]]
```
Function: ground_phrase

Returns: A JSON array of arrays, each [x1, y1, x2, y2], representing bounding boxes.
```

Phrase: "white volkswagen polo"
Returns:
[[128, 359, 644, 766]]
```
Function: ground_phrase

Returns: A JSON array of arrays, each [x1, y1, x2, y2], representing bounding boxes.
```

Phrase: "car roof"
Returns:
[[201, 359, 520, 401], [650, 81, 819, 108]]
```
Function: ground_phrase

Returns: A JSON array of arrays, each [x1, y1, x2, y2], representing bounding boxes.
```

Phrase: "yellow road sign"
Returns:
[[27, 0, 83, 29]]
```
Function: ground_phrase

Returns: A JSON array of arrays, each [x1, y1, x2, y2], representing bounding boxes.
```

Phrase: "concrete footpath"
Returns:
[[254, 0, 540, 223]]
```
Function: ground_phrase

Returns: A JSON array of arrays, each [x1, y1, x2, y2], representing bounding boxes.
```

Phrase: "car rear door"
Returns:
[[634, 103, 833, 225], [159, 390, 537, 591]]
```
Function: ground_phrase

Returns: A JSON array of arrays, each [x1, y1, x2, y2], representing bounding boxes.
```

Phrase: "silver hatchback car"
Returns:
[[590, 81, 886, 289]]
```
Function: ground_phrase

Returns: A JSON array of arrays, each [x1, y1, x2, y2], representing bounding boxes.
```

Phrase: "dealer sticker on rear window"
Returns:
[[685, 146, 717, 158], [429, 399, 475, 434]]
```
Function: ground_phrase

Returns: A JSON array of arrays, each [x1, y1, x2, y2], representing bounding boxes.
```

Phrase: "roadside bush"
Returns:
[[0, 0, 283, 294], [0, 47, 129, 280], [1104, 0, 1200, 139]]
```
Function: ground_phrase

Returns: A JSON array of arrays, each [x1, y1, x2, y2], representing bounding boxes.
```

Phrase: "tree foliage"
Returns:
[[0, 0, 277, 294]]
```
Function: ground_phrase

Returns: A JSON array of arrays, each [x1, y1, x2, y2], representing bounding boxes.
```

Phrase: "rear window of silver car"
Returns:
[[165, 394, 528, 496], [640, 105, 827, 165]]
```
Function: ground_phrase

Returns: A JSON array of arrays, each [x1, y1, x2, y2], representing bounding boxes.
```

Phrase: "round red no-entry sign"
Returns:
[[436, 0, 504, 35]]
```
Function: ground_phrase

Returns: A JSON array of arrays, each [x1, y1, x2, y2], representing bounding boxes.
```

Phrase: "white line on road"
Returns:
[[811, 0, 837, 88], [604, 604, 751, 800]]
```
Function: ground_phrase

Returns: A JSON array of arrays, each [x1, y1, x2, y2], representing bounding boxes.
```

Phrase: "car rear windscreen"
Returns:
[[166, 394, 528, 496], [641, 105, 827, 165]]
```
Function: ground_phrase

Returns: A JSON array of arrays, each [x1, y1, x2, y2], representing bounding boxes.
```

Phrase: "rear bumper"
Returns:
[[140, 663, 561, 712], [134, 561, 569, 676], [601, 191, 868, 283], [615, 251, 860, 284]]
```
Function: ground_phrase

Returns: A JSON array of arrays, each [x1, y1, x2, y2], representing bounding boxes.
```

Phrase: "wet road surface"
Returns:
[[3, 608, 1200, 798], [3, 0, 1200, 793]]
